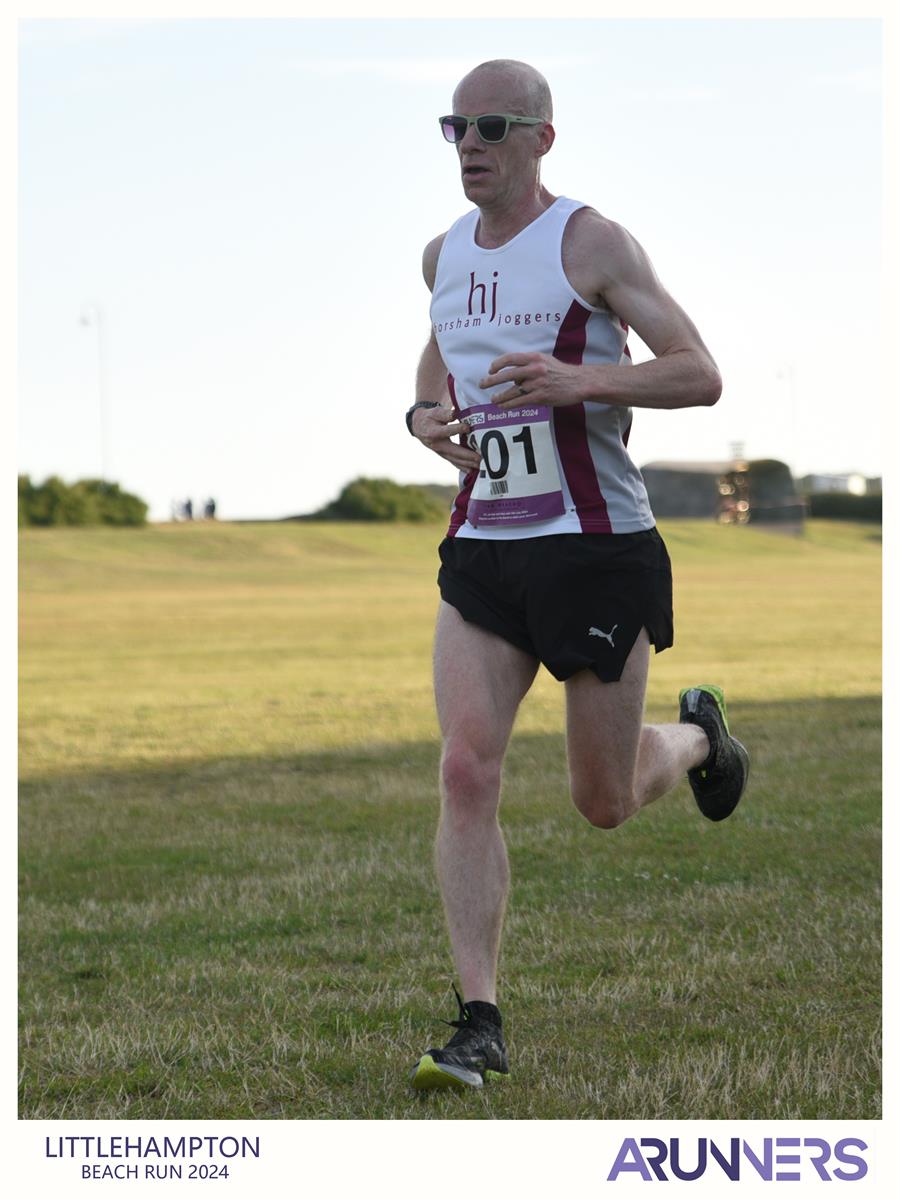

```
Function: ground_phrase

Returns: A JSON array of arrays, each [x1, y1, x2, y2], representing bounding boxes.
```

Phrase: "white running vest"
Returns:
[[430, 196, 655, 539]]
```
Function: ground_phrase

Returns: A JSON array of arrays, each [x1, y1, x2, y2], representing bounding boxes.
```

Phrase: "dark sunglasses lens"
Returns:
[[442, 117, 467, 143], [476, 116, 508, 142]]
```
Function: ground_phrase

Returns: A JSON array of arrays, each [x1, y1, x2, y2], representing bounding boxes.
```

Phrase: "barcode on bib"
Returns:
[[489, 480, 509, 496]]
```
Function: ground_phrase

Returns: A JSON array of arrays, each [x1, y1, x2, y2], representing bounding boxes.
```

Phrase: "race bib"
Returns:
[[464, 403, 565, 528]]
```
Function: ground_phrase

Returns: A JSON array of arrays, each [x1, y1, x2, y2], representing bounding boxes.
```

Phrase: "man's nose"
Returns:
[[458, 120, 483, 152]]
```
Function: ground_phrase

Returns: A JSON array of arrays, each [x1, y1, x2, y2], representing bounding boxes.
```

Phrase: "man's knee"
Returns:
[[570, 774, 635, 830], [440, 739, 502, 817]]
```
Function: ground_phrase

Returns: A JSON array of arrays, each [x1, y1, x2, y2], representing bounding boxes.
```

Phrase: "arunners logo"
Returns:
[[589, 624, 618, 646], [607, 1137, 869, 1183], [468, 270, 499, 323]]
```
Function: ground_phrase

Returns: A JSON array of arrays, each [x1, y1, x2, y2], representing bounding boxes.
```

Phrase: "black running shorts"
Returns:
[[437, 528, 674, 683]]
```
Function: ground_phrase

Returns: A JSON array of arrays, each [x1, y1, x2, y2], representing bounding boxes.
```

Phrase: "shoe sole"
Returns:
[[409, 1054, 509, 1091], [679, 684, 730, 734], [680, 685, 749, 820], [691, 736, 749, 821]]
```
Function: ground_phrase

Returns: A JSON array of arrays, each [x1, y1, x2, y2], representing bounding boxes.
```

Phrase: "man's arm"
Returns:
[[415, 327, 451, 409], [481, 209, 722, 411], [410, 235, 481, 470]]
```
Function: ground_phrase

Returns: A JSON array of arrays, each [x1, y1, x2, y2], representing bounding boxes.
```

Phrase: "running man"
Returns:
[[407, 59, 749, 1091]]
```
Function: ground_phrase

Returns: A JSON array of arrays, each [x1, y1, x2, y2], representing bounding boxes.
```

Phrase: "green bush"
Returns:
[[806, 493, 881, 522], [73, 479, 149, 526], [315, 477, 446, 522], [18, 475, 148, 527]]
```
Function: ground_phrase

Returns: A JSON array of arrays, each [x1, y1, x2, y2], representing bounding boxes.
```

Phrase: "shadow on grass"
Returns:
[[19, 690, 882, 794], [19, 694, 881, 1121]]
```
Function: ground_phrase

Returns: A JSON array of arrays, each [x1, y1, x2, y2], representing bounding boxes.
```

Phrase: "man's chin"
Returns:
[[461, 175, 493, 201]]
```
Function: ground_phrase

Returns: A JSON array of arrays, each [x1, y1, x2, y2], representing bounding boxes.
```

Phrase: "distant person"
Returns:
[[405, 59, 750, 1091], [204, 498, 217, 520], [182, 498, 193, 521]]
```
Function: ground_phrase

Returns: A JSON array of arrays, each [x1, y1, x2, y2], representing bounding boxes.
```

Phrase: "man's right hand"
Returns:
[[412, 405, 482, 472]]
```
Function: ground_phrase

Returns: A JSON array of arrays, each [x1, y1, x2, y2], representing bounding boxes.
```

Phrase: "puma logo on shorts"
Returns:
[[437, 529, 674, 683], [588, 624, 618, 646]]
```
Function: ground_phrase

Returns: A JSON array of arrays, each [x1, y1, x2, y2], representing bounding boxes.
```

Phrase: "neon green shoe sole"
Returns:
[[679, 684, 749, 821], [679, 683, 730, 732], [410, 1054, 509, 1091]]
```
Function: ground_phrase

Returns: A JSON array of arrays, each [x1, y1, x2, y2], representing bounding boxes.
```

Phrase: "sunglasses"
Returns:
[[439, 113, 543, 145]]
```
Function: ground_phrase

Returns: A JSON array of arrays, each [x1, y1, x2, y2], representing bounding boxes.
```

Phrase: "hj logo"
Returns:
[[467, 270, 499, 323]]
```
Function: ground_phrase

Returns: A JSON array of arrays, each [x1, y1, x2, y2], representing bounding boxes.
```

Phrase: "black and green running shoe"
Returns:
[[679, 684, 750, 822], [410, 989, 509, 1091]]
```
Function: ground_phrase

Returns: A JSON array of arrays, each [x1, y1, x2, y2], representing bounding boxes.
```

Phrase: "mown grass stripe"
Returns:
[[19, 520, 880, 1119]]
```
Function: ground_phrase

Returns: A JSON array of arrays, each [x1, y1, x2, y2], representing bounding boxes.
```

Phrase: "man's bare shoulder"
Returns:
[[565, 207, 640, 276], [562, 206, 655, 306], [422, 232, 448, 292]]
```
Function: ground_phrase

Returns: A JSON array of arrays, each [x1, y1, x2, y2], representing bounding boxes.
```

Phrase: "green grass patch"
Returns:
[[19, 519, 881, 1118]]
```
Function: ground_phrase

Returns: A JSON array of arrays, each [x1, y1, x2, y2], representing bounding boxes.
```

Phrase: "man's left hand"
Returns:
[[479, 353, 588, 409]]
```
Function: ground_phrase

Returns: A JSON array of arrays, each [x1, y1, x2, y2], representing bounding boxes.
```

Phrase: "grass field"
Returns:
[[19, 518, 881, 1119]]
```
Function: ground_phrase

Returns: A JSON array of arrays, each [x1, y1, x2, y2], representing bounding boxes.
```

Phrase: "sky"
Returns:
[[17, 16, 884, 521]]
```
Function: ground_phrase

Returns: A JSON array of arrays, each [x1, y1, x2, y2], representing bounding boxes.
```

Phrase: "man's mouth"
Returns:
[[463, 165, 490, 178]]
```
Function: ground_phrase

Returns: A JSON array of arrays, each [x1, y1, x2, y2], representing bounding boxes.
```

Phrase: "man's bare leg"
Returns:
[[433, 601, 539, 1002], [564, 630, 709, 828]]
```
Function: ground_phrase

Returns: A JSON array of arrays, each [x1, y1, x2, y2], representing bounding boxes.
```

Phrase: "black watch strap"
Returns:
[[406, 401, 440, 436]]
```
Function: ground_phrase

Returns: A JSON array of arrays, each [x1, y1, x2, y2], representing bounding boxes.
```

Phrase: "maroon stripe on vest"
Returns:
[[551, 301, 612, 532], [446, 373, 476, 537], [620, 318, 632, 359]]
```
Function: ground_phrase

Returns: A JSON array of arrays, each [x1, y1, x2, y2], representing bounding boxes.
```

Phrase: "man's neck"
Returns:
[[474, 185, 557, 249]]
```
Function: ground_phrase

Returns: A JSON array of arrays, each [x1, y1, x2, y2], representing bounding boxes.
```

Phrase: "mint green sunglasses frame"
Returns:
[[439, 113, 544, 144]]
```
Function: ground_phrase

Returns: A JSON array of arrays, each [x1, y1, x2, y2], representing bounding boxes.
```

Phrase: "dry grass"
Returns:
[[19, 519, 881, 1118]]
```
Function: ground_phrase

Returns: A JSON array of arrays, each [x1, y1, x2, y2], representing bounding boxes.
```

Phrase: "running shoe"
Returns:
[[679, 684, 750, 821], [410, 988, 509, 1090]]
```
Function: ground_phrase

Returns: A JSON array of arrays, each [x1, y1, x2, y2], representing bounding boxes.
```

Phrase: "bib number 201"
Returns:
[[479, 426, 537, 480], [464, 403, 565, 528]]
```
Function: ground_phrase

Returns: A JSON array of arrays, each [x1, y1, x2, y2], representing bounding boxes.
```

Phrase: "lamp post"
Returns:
[[775, 361, 797, 476], [79, 301, 110, 480]]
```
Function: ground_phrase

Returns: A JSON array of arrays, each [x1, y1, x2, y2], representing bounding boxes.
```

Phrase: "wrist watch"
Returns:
[[406, 401, 440, 436]]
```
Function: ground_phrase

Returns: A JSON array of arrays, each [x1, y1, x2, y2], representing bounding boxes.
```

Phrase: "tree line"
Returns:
[[305, 477, 451, 522], [18, 475, 148, 527], [20, 473, 880, 528]]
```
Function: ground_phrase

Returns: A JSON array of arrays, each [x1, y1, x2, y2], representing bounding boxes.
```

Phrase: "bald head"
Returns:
[[453, 60, 553, 122]]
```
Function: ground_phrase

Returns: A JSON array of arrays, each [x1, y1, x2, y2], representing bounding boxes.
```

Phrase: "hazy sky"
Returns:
[[18, 16, 882, 520]]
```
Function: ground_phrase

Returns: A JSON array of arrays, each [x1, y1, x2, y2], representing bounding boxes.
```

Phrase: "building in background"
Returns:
[[797, 473, 881, 496], [795, 473, 882, 522], [640, 461, 731, 520], [641, 458, 805, 533]]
